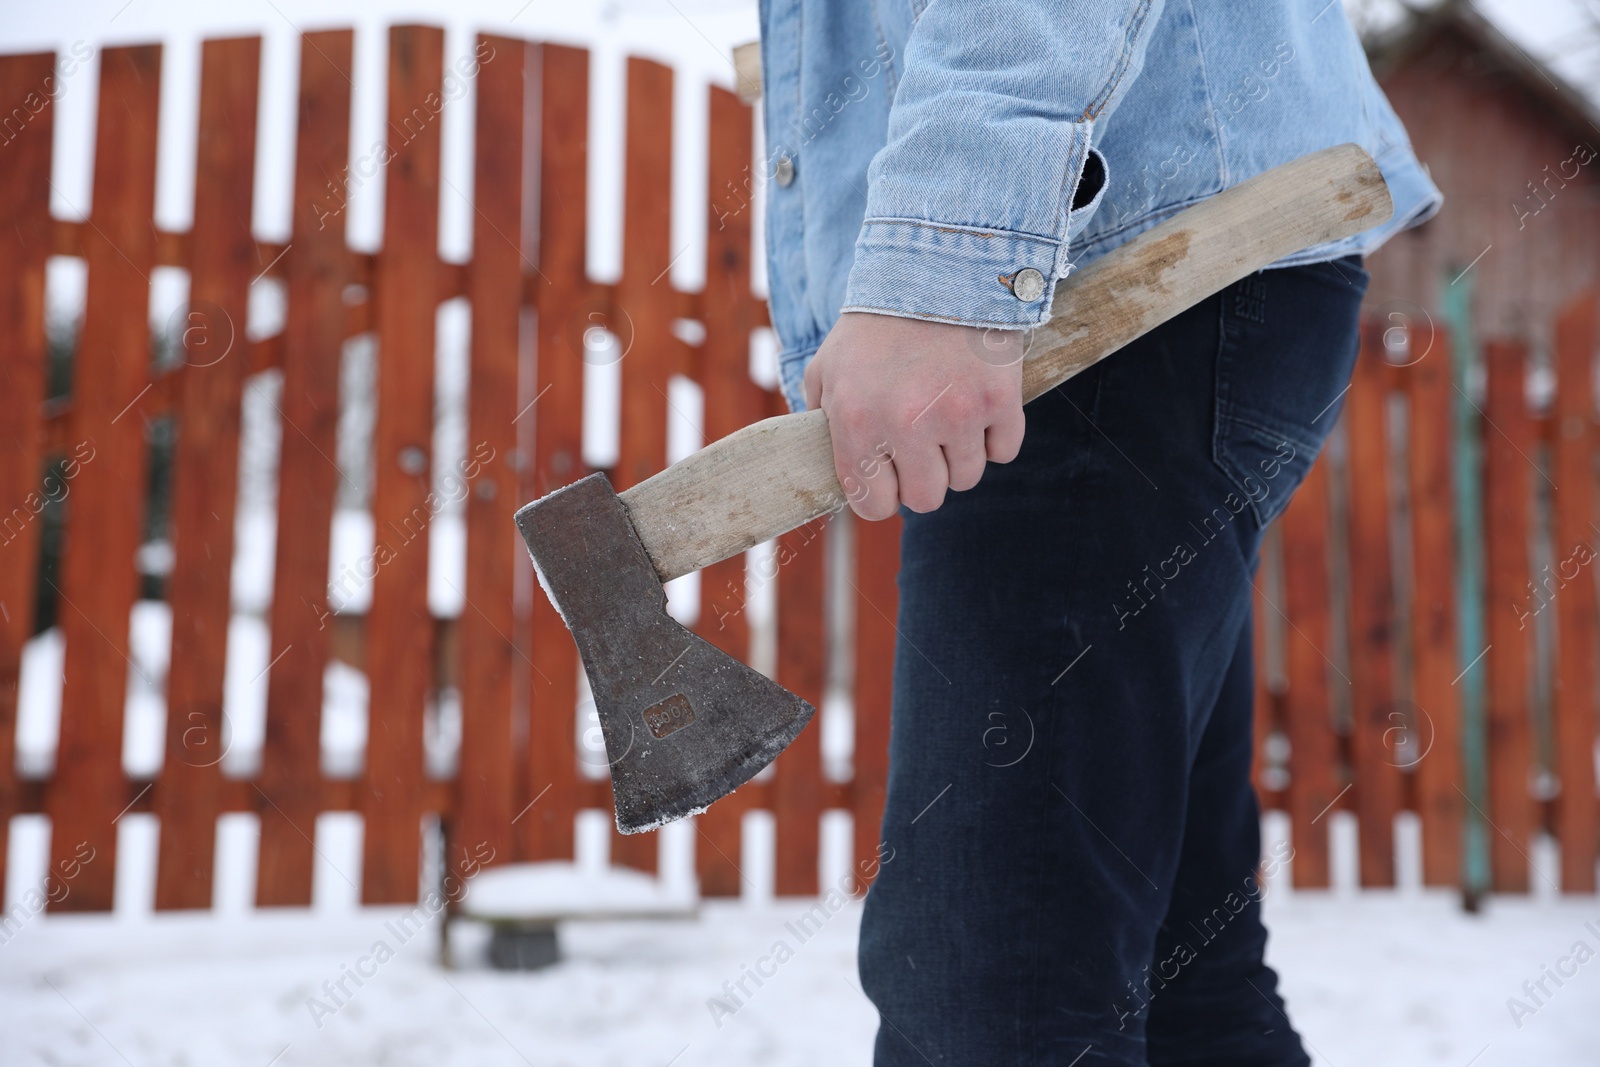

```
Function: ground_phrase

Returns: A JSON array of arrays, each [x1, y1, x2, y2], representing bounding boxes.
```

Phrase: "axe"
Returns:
[[516, 143, 1392, 834]]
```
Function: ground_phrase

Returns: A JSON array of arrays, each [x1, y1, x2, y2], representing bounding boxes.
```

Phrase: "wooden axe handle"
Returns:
[[621, 143, 1392, 583]]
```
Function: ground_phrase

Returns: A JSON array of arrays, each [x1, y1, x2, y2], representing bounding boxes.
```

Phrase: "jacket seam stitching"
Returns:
[[1077, 191, 1217, 255], [1048, 127, 1094, 282], [1183, 0, 1229, 187], [839, 303, 1042, 328], [870, 0, 898, 102], [1080, 0, 1156, 121], [859, 217, 1062, 246]]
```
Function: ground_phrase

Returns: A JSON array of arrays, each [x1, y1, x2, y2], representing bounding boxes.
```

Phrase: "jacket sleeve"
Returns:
[[841, 0, 1166, 328]]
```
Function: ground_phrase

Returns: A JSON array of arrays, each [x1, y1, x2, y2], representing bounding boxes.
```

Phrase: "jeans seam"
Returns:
[[1224, 411, 1317, 458], [1209, 297, 1275, 553]]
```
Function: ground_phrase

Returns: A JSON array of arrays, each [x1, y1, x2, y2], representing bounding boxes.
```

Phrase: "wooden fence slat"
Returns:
[[360, 24, 444, 904], [687, 83, 764, 898], [698, 85, 803, 894], [524, 42, 590, 863], [1482, 339, 1536, 893], [256, 29, 355, 907], [692, 775, 745, 895], [454, 34, 527, 879], [1406, 325, 1464, 887], [0, 50, 56, 904], [1344, 329, 1401, 886], [612, 56, 675, 875], [773, 517, 828, 896], [613, 56, 674, 494], [48, 44, 162, 912], [153, 34, 261, 911], [1280, 455, 1338, 887], [1551, 294, 1599, 892], [853, 513, 899, 888]]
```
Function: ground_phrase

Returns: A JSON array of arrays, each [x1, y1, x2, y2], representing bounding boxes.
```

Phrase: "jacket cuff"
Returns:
[[840, 147, 1108, 329]]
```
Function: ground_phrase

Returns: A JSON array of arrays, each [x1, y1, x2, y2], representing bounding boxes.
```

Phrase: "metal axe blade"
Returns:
[[515, 473, 814, 834]]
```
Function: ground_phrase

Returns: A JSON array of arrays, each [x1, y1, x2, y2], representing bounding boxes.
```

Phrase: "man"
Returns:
[[756, 1, 1440, 1063]]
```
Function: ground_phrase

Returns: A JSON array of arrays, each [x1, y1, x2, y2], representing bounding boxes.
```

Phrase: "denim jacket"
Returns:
[[756, 0, 1443, 411]]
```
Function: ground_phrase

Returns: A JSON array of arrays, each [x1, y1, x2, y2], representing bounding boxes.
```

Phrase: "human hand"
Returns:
[[803, 311, 1026, 521]]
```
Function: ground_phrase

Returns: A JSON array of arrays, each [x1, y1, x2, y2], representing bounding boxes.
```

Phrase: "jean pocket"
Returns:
[[1213, 412, 1319, 529], [1212, 257, 1367, 528]]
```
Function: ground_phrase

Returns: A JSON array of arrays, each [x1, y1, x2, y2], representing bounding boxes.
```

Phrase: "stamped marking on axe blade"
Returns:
[[642, 693, 696, 739]]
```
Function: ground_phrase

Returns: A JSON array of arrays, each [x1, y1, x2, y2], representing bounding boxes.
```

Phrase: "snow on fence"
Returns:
[[0, 28, 1595, 916]]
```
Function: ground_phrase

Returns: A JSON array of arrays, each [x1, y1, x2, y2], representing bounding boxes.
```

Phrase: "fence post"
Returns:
[[256, 29, 355, 908], [1551, 293, 1599, 892], [692, 84, 767, 896], [612, 56, 676, 876], [1280, 455, 1339, 887], [853, 513, 899, 887], [455, 33, 531, 880], [1345, 322, 1401, 886], [1443, 275, 1491, 907], [154, 34, 262, 911], [525, 42, 590, 865], [49, 44, 163, 912], [774, 516, 829, 895], [361, 24, 445, 905], [1406, 324, 1464, 888], [0, 49, 57, 902], [1482, 338, 1536, 894]]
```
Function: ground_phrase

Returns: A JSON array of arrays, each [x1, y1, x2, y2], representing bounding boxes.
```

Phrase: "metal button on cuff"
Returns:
[[774, 154, 795, 187], [1009, 267, 1045, 302]]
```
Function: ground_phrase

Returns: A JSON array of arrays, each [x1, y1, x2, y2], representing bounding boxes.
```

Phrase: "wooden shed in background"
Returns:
[[1367, 0, 1600, 337]]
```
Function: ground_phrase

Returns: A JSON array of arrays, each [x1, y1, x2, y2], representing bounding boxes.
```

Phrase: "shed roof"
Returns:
[[1367, 0, 1600, 143]]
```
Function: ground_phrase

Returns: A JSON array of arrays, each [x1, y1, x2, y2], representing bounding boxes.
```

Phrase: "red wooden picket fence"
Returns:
[[0, 29, 895, 911], [1257, 303, 1600, 896], [0, 29, 1595, 913]]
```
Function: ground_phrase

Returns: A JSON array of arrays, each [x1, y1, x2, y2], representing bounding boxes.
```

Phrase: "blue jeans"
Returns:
[[858, 256, 1368, 1065]]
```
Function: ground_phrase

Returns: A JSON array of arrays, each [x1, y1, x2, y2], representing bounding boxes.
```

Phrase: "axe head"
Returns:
[[515, 473, 815, 834]]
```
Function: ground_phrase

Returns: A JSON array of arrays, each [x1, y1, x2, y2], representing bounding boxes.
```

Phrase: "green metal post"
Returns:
[[1443, 275, 1491, 910]]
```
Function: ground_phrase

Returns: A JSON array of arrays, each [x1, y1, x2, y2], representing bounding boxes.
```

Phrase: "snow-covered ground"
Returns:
[[4, 886, 1599, 1066]]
